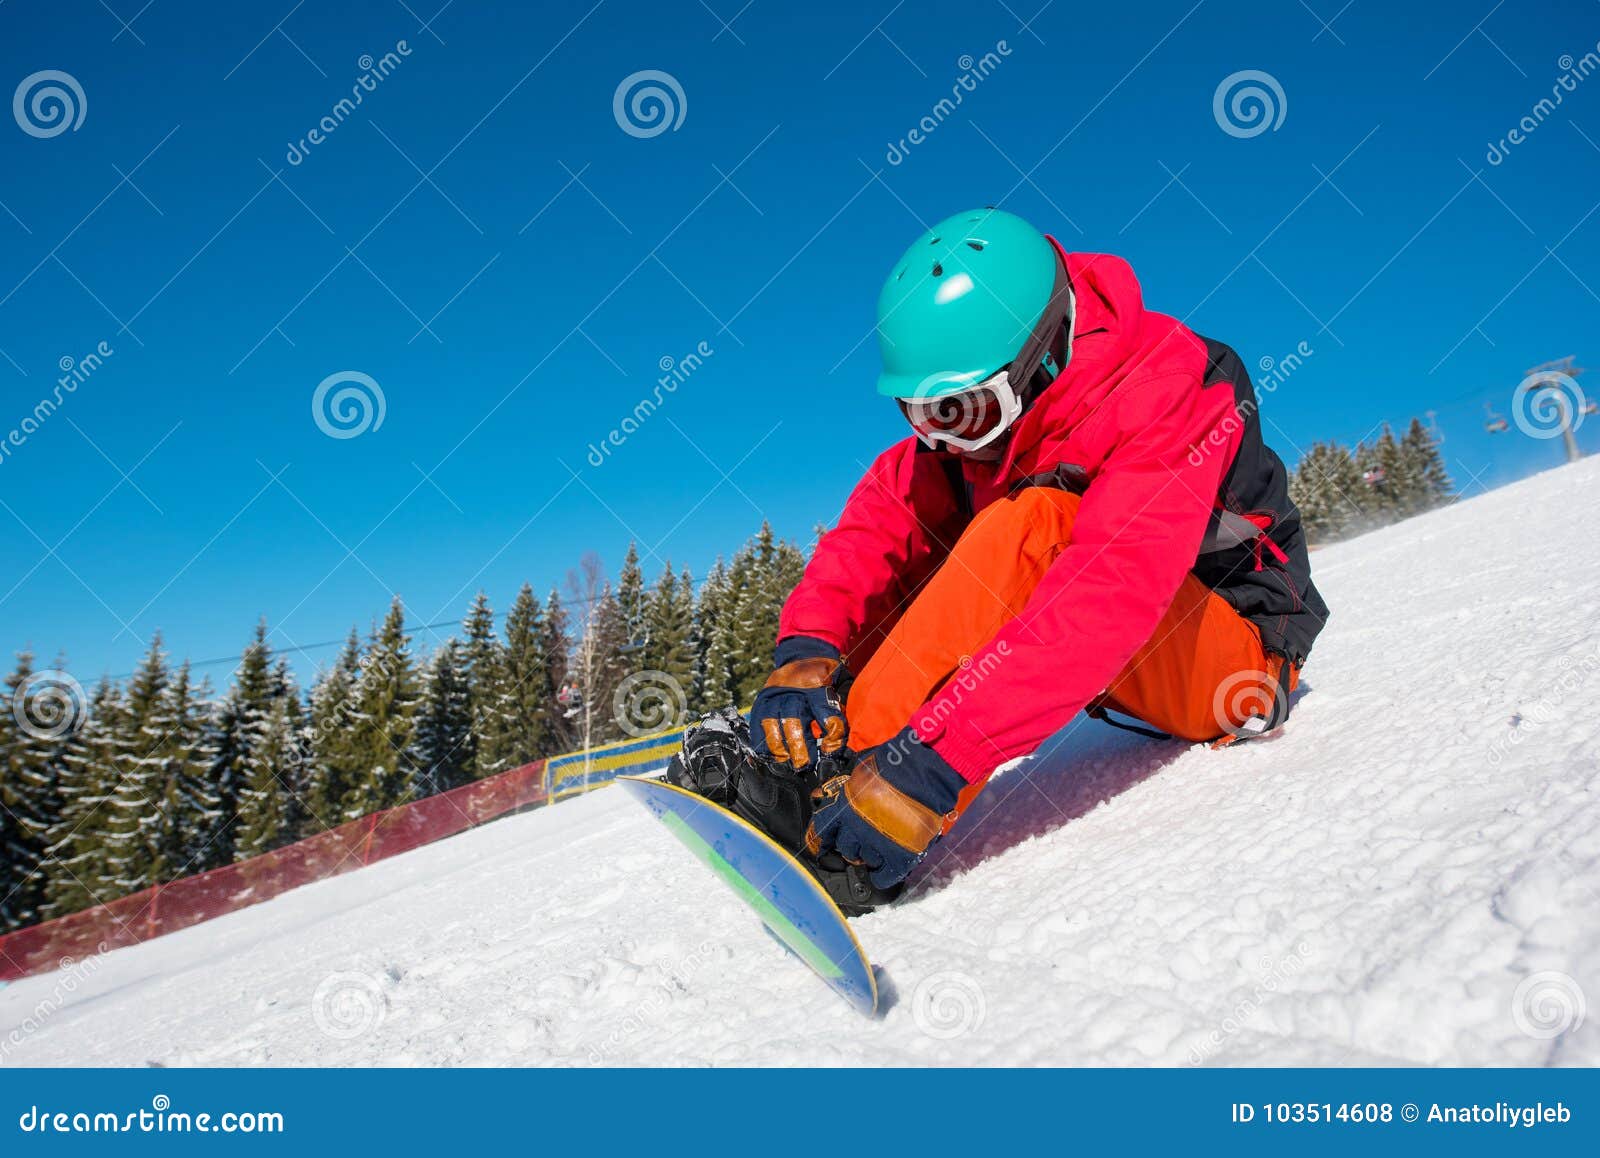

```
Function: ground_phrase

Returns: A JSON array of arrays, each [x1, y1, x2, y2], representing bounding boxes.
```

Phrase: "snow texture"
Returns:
[[3, 458, 1598, 1066]]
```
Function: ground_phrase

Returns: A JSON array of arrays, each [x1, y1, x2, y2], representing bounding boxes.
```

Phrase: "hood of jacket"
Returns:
[[975, 244, 1206, 487]]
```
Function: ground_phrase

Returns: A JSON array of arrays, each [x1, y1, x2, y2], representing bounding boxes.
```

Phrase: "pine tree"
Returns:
[[234, 694, 297, 859], [1291, 441, 1372, 543], [342, 597, 420, 817], [566, 555, 628, 750], [277, 716, 313, 843], [461, 592, 511, 779], [45, 678, 124, 918], [589, 582, 631, 743], [412, 639, 473, 796], [137, 656, 182, 882], [1352, 440, 1377, 508], [204, 621, 276, 867], [153, 663, 223, 879], [1355, 426, 1406, 526], [1325, 442, 1370, 538], [269, 659, 309, 842], [1382, 421, 1427, 518], [100, 636, 172, 895], [1401, 417, 1454, 513], [616, 542, 647, 651], [540, 587, 574, 756], [0, 667, 19, 929], [721, 523, 806, 706], [676, 564, 698, 686], [642, 563, 695, 727], [230, 657, 303, 861], [1, 651, 71, 930], [693, 559, 736, 712], [1291, 443, 1343, 543], [500, 583, 550, 766], [303, 629, 363, 832], [775, 538, 808, 594], [724, 544, 759, 705], [1287, 443, 1327, 540]]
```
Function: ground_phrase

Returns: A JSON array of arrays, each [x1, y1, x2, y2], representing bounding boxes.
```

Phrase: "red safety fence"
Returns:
[[0, 759, 548, 983]]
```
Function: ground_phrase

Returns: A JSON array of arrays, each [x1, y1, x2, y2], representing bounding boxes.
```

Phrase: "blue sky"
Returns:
[[2, 0, 1597, 685]]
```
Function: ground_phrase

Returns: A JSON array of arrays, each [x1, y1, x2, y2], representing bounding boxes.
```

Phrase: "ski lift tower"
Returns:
[[1520, 356, 1586, 463]]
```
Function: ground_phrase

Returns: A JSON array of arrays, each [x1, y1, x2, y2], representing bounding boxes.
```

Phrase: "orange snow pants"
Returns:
[[844, 488, 1294, 821]]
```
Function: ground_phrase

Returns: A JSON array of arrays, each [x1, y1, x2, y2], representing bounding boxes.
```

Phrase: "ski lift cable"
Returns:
[[102, 560, 750, 679], [1429, 361, 1588, 418], [102, 617, 477, 679]]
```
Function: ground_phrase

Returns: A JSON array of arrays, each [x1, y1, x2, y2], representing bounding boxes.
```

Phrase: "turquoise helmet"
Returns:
[[875, 208, 1072, 401]]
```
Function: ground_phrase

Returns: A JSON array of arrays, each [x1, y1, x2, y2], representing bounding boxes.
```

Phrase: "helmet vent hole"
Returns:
[[930, 236, 941, 244], [966, 240, 985, 251], [931, 262, 943, 276]]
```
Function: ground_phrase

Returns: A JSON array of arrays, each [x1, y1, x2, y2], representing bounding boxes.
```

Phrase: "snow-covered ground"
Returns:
[[4, 459, 1598, 1067]]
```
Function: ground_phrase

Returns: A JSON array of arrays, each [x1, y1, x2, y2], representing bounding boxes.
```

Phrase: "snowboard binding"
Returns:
[[665, 708, 904, 916]]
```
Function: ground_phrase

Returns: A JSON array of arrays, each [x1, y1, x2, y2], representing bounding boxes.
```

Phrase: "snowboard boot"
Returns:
[[665, 707, 752, 807], [666, 709, 902, 916], [807, 845, 906, 917], [737, 748, 904, 917]]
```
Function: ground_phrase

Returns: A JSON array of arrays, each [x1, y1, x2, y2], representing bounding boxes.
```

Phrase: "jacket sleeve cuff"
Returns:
[[773, 635, 841, 668], [876, 726, 966, 813], [922, 722, 997, 785]]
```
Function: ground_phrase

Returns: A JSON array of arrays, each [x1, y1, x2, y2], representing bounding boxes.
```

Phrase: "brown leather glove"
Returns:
[[803, 730, 965, 889], [748, 655, 848, 769]]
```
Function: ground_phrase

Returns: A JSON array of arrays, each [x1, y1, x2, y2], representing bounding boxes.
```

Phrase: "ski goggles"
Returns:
[[896, 268, 1076, 454], [899, 370, 1025, 453]]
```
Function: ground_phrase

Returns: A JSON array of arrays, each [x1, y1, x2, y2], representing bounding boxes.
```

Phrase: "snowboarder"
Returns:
[[695, 208, 1328, 899]]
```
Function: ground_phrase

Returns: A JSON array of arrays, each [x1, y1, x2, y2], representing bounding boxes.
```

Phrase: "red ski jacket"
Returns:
[[778, 246, 1325, 782]]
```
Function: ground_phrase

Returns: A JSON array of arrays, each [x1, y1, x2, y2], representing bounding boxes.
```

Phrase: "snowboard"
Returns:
[[618, 774, 878, 1017]]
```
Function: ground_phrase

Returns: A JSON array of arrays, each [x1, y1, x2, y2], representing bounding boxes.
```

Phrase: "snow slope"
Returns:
[[4, 459, 1599, 1067]]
